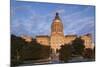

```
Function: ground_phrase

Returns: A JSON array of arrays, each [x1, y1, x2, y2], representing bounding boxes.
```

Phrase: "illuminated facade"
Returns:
[[81, 34, 93, 49]]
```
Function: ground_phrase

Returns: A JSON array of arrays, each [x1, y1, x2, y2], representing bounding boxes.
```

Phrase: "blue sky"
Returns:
[[11, 0, 95, 42]]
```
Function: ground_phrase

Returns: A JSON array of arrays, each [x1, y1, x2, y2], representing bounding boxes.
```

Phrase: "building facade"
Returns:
[[20, 13, 93, 53], [35, 13, 93, 53]]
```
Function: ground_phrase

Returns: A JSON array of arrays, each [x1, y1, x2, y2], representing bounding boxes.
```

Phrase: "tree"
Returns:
[[83, 48, 95, 59], [71, 37, 85, 56], [59, 44, 72, 62], [21, 39, 51, 60], [11, 34, 25, 66], [11, 34, 51, 66]]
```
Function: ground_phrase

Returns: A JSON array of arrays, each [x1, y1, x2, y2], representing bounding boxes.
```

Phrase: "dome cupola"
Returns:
[[51, 12, 64, 35]]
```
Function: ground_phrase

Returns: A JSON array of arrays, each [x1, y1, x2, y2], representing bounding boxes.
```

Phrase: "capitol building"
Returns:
[[22, 13, 93, 53]]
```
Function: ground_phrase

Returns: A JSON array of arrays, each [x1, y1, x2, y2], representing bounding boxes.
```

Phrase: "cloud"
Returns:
[[11, 5, 52, 37], [11, 1, 95, 43]]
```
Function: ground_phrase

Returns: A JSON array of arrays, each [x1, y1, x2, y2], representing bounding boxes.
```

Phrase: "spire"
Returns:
[[54, 12, 60, 20]]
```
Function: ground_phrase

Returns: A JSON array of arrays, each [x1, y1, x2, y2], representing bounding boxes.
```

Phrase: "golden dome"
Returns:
[[51, 12, 63, 34]]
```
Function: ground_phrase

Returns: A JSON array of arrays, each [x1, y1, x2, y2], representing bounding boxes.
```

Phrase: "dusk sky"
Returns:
[[11, 0, 95, 41]]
